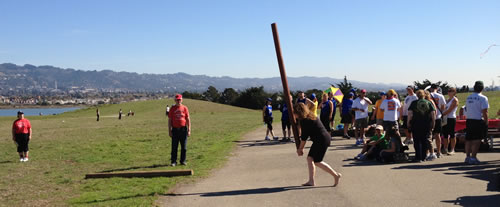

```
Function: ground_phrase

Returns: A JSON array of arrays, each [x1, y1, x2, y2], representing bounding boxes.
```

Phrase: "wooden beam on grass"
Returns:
[[271, 23, 300, 149], [85, 169, 193, 179]]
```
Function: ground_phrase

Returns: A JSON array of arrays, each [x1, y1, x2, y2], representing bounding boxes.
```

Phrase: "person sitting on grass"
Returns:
[[294, 103, 342, 187], [355, 125, 387, 160], [379, 127, 404, 163]]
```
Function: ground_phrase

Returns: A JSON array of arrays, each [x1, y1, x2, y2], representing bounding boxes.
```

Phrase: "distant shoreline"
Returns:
[[0, 104, 90, 109]]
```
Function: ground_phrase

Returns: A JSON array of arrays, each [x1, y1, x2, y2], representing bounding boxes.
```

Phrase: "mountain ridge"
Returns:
[[0, 63, 406, 94]]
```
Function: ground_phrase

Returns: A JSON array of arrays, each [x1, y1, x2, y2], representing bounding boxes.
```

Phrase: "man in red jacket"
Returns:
[[12, 111, 32, 162], [168, 94, 191, 166]]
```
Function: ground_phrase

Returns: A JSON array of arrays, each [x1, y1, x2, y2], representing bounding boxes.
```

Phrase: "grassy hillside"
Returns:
[[0, 99, 262, 206]]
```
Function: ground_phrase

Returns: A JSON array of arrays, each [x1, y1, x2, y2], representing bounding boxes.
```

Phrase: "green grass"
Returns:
[[0, 99, 261, 206]]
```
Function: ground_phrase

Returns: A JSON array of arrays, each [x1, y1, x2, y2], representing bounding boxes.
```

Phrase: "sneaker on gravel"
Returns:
[[426, 154, 437, 161], [448, 150, 455, 155], [469, 157, 480, 165], [265, 136, 270, 141], [436, 153, 441, 158]]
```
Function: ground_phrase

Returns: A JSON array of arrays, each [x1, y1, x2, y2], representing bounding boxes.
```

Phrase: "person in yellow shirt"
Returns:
[[371, 92, 387, 125]]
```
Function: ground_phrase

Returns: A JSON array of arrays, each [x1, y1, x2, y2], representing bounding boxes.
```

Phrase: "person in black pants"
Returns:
[[407, 90, 436, 162], [294, 103, 342, 187]]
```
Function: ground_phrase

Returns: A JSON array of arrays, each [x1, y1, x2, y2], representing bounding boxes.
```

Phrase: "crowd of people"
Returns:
[[265, 80, 491, 167]]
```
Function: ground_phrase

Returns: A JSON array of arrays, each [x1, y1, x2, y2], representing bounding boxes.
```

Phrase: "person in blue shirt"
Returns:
[[263, 98, 277, 140], [280, 101, 292, 142], [340, 93, 354, 138]]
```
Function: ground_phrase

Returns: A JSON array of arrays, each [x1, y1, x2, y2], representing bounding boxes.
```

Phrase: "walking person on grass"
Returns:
[[12, 111, 32, 162], [294, 103, 342, 187], [168, 94, 191, 166]]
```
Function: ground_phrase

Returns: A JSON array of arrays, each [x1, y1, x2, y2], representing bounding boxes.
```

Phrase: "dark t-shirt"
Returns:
[[300, 118, 331, 146], [342, 99, 353, 114], [281, 103, 289, 121], [408, 99, 435, 131]]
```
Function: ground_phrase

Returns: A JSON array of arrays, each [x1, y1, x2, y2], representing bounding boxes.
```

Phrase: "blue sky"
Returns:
[[1, 0, 499, 87]]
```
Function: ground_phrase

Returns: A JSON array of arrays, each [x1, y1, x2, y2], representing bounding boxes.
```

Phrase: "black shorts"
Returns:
[[341, 113, 352, 124], [433, 119, 442, 134], [15, 133, 30, 153], [308, 142, 329, 163], [466, 119, 487, 140], [383, 121, 398, 132], [355, 118, 368, 129], [443, 118, 456, 138], [401, 116, 408, 129], [282, 119, 291, 131]]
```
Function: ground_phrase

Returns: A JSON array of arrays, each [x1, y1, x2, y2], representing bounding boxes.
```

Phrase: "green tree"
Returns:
[[234, 86, 270, 109], [413, 79, 451, 93], [219, 88, 239, 105], [203, 86, 220, 102], [336, 76, 353, 97]]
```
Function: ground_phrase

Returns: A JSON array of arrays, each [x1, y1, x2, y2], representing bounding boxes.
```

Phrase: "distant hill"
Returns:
[[0, 63, 405, 94]]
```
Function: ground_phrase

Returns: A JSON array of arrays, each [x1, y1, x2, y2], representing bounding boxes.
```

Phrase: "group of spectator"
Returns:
[[264, 80, 490, 165]]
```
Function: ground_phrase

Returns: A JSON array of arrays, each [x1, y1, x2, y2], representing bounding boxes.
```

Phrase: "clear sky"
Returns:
[[1, 0, 499, 87]]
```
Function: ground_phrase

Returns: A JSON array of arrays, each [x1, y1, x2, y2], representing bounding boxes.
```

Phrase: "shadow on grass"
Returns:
[[164, 185, 330, 197], [75, 192, 156, 204], [99, 164, 171, 173], [392, 160, 500, 192], [234, 140, 292, 148], [441, 194, 500, 207], [0, 160, 13, 164]]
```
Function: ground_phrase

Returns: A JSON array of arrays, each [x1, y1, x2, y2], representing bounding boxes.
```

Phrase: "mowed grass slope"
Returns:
[[0, 99, 261, 206]]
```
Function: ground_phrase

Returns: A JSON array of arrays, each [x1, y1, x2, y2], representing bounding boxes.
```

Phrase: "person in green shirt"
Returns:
[[355, 125, 388, 160]]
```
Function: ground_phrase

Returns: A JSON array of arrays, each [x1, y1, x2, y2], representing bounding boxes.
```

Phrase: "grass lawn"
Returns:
[[0, 99, 261, 206]]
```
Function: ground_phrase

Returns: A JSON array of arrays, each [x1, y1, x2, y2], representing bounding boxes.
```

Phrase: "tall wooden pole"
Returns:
[[271, 23, 300, 149]]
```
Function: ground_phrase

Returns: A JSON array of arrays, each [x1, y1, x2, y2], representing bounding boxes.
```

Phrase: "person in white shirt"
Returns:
[[401, 86, 418, 145], [464, 81, 489, 165], [429, 84, 446, 158], [379, 89, 401, 135], [441, 87, 459, 155], [352, 89, 372, 146]]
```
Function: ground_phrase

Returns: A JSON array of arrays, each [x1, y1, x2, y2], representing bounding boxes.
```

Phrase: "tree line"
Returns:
[[182, 77, 490, 110]]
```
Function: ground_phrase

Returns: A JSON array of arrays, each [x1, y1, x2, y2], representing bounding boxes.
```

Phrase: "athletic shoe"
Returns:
[[23, 158, 28, 162], [273, 137, 279, 140], [442, 148, 448, 155], [355, 140, 361, 146], [426, 154, 437, 161], [448, 150, 455, 155], [180, 162, 187, 166], [464, 157, 470, 164], [171, 163, 177, 167], [20, 158, 24, 162], [359, 154, 366, 160], [436, 153, 441, 158], [343, 135, 351, 139], [469, 157, 480, 165], [265, 136, 270, 141], [354, 153, 363, 160]]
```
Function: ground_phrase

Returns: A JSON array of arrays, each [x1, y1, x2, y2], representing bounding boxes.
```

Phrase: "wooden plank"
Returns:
[[85, 169, 193, 179]]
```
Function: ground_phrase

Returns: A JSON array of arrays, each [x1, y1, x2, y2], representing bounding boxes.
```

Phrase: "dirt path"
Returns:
[[157, 125, 500, 207]]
